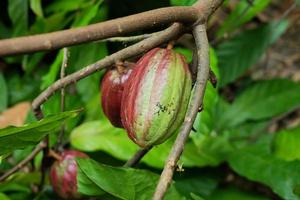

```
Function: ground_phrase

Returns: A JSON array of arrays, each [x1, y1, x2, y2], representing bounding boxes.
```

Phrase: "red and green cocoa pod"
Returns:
[[121, 48, 192, 147], [101, 66, 134, 128], [50, 150, 88, 199]]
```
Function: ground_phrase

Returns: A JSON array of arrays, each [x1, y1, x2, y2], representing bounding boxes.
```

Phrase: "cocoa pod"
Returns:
[[121, 48, 192, 147], [50, 150, 88, 199], [101, 66, 133, 127]]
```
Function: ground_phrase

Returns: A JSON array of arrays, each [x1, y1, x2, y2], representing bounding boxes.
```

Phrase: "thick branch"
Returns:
[[0, 141, 47, 182], [0, 7, 199, 56], [153, 24, 210, 200], [32, 23, 185, 112]]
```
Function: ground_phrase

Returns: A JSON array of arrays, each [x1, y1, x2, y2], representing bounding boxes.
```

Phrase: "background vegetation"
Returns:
[[0, 0, 300, 199]]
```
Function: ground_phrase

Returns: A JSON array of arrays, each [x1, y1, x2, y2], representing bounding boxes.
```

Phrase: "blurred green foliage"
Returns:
[[0, 0, 299, 200]]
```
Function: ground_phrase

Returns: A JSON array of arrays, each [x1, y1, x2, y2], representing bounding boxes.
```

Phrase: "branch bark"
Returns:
[[153, 24, 210, 200], [32, 23, 185, 112], [0, 7, 198, 56], [56, 48, 69, 151], [124, 146, 153, 167], [0, 141, 47, 182]]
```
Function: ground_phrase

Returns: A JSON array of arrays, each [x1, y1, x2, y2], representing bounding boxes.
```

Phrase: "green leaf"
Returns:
[[170, 0, 197, 6], [0, 110, 79, 155], [228, 146, 300, 200], [7, 74, 40, 105], [22, 52, 45, 74], [8, 0, 28, 36], [84, 92, 106, 121], [77, 168, 106, 196], [45, 0, 92, 14], [209, 48, 220, 80], [0, 193, 10, 200], [30, 0, 43, 18], [0, 73, 7, 112], [175, 171, 219, 199], [77, 158, 183, 200], [217, 0, 271, 37], [217, 21, 289, 87], [71, 43, 108, 103], [70, 120, 139, 157], [30, 12, 73, 34], [273, 125, 300, 161], [0, 172, 40, 193], [192, 84, 218, 135], [41, 50, 63, 89], [208, 187, 269, 200], [70, 121, 231, 168], [71, 0, 103, 27], [174, 47, 193, 63], [191, 193, 205, 200], [0, 21, 11, 39], [218, 79, 300, 129]]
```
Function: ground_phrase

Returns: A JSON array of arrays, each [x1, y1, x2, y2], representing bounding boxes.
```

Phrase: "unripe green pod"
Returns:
[[121, 48, 192, 147]]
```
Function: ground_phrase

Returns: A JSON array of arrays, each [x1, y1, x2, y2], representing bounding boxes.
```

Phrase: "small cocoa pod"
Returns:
[[121, 48, 192, 147], [49, 150, 88, 199], [101, 66, 133, 128]]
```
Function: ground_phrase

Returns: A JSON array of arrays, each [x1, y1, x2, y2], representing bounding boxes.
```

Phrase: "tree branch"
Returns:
[[0, 141, 47, 182], [124, 146, 153, 167], [56, 48, 69, 151], [0, 7, 199, 56], [32, 23, 185, 112], [99, 32, 161, 43], [153, 24, 210, 200]]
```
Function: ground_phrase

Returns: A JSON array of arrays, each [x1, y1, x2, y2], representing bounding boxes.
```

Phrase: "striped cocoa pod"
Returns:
[[49, 150, 88, 199], [121, 48, 192, 147], [101, 66, 134, 128]]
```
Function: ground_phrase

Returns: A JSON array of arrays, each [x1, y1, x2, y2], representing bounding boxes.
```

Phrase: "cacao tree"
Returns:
[[0, 0, 299, 200]]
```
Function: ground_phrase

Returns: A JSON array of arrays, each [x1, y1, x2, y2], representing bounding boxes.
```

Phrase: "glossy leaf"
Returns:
[[218, 79, 300, 129], [170, 0, 197, 6], [45, 0, 92, 13], [217, 21, 288, 87], [273, 125, 300, 161], [71, 121, 232, 168], [228, 146, 300, 200], [41, 50, 63, 89], [0, 110, 79, 155], [7, 74, 40, 105], [0, 193, 10, 200], [30, 0, 43, 17], [174, 47, 193, 63], [8, 0, 28, 36], [77, 158, 183, 199], [208, 187, 269, 200], [22, 52, 45, 74], [0, 73, 7, 112], [217, 0, 271, 37], [71, 0, 104, 27], [175, 171, 219, 199]]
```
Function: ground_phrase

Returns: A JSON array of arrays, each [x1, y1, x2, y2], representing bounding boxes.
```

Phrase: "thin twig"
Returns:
[[32, 23, 186, 113], [0, 7, 199, 56], [99, 32, 161, 43], [56, 48, 69, 151], [123, 146, 153, 167], [0, 141, 47, 182], [277, 1, 297, 22], [153, 24, 210, 200]]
